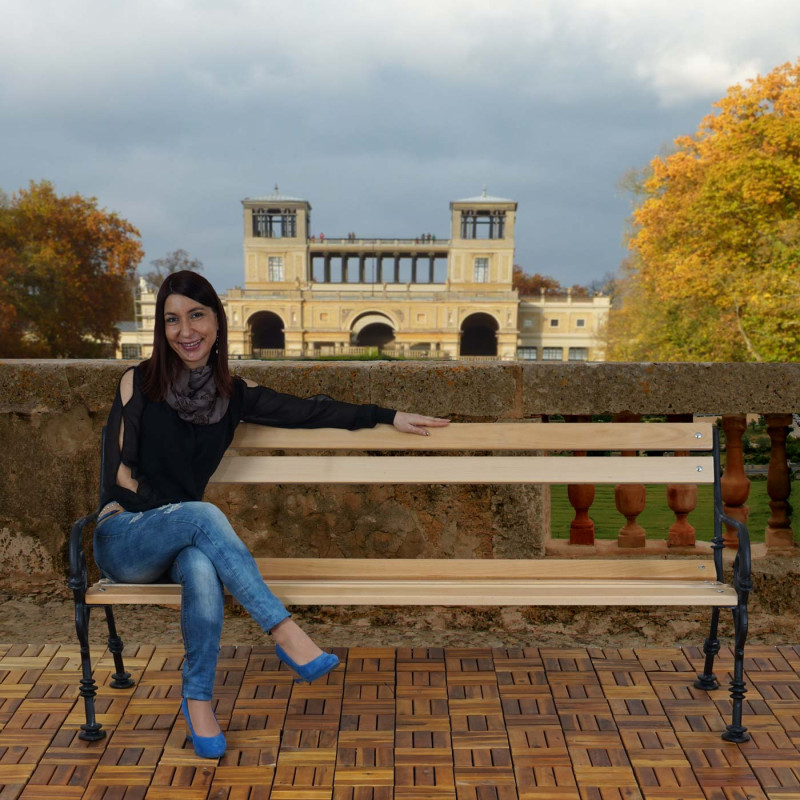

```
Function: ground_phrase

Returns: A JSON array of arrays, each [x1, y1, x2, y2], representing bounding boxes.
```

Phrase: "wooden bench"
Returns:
[[68, 421, 752, 743]]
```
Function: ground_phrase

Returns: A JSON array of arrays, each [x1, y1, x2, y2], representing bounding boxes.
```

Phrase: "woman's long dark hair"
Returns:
[[139, 270, 234, 400]]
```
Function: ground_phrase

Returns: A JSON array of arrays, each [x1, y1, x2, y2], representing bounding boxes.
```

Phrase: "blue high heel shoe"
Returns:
[[275, 644, 340, 683], [181, 697, 226, 758]]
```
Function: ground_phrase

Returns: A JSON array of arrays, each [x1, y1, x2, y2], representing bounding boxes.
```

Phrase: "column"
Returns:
[[720, 415, 750, 549], [666, 413, 698, 547], [613, 412, 646, 548], [324, 254, 331, 283], [411, 255, 418, 283], [566, 415, 595, 545], [765, 413, 794, 552]]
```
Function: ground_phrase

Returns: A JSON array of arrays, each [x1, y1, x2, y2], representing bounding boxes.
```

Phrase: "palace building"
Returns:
[[118, 189, 609, 361]]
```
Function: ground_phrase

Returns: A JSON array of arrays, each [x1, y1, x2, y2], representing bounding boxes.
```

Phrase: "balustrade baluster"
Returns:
[[613, 412, 646, 548], [721, 415, 750, 549], [566, 415, 595, 545], [666, 413, 698, 547], [765, 413, 795, 552]]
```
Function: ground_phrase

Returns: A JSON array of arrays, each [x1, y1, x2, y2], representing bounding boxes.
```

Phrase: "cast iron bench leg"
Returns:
[[75, 601, 105, 742], [104, 605, 135, 689], [722, 603, 750, 743], [694, 607, 721, 691]]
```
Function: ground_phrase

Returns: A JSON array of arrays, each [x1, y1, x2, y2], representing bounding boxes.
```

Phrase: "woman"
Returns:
[[94, 270, 449, 758]]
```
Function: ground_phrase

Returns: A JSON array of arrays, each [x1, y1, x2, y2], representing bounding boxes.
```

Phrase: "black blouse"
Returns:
[[100, 366, 396, 512]]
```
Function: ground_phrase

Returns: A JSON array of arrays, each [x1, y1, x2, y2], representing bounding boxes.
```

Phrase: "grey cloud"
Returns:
[[2, 1, 799, 296]]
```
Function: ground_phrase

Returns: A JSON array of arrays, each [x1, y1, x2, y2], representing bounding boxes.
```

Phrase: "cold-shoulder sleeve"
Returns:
[[239, 380, 396, 430], [99, 366, 155, 510]]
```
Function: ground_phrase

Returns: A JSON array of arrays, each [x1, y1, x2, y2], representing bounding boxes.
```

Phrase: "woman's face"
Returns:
[[163, 293, 219, 369]]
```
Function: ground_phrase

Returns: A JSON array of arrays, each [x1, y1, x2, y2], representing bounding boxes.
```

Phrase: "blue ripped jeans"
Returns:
[[93, 501, 291, 700]]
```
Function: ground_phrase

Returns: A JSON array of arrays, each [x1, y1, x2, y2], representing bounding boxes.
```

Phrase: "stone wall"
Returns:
[[1, 359, 799, 581]]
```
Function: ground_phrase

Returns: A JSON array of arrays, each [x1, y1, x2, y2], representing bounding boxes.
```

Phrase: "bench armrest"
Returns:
[[717, 509, 753, 595], [68, 511, 99, 598]]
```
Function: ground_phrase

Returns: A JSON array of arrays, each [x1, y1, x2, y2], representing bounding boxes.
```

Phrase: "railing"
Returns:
[[237, 348, 602, 362], [301, 290, 517, 302], [557, 413, 796, 556], [308, 238, 451, 247], [245, 347, 454, 360], [223, 288, 521, 302]]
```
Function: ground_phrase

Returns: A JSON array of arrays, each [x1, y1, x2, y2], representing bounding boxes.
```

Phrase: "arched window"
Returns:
[[350, 312, 396, 348], [460, 313, 499, 356], [249, 311, 285, 353]]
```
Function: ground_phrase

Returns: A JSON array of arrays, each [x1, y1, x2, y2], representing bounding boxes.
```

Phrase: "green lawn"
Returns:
[[549, 479, 784, 543]]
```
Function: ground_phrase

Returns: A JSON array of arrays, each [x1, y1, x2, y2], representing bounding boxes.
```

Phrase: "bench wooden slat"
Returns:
[[85, 559, 718, 606], [252, 557, 715, 581], [230, 422, 714, 452], [86, 579, 736, 607], [210, 455, 715, 485]]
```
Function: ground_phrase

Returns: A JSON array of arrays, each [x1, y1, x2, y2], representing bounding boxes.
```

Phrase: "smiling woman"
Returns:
[[164, 294, 219, 369], [92, 269, 449, 757]]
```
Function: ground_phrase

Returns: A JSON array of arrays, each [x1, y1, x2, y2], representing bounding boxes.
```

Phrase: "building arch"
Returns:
[[460, 312, 499, 357], [356, 323, 395, 347], [348, 310, 399, 334], [349, 311, 396, 348], [248, 310, 285, 351]]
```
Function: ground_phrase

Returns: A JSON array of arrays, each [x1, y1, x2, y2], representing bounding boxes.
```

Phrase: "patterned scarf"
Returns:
[[166, 365, 229, 425]]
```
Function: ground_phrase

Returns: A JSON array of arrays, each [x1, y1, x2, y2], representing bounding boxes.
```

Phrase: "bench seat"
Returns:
[[85, 557, 736, 606]]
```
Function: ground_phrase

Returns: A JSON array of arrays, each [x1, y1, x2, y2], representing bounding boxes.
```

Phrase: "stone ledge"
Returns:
[[1, 359, 798, 581], [2, 359, 800, 417]]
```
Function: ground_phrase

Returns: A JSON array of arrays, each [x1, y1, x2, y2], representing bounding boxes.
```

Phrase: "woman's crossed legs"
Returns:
[[94, 501, 327, 735]]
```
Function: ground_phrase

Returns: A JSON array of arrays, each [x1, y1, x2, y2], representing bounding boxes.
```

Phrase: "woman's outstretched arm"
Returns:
[[240, 377, 448, 433]]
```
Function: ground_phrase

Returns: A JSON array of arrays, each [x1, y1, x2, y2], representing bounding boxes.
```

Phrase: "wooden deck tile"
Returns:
[[4, 642, 800, 798]]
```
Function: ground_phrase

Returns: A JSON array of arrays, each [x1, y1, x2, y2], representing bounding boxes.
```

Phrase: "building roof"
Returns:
[[242, 184, 308, 204], [453, 187, 515, 204]]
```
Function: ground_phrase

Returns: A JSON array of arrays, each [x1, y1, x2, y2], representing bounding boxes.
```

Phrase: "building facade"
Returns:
[[118, 190, 609, 361]]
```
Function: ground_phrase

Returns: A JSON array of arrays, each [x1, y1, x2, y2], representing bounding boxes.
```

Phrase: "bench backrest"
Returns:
[[210, 421, 717, 487]]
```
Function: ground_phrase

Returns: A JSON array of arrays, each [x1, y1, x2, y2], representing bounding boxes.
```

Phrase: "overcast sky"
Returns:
[[2, 1, 799, 293]]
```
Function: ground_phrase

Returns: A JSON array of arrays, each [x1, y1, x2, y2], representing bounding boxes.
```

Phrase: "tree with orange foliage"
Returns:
[[610, 60, 800, 362], [0, 181, 143, 357], [512, 266, 562, 295], [513, 266, 591, 297]]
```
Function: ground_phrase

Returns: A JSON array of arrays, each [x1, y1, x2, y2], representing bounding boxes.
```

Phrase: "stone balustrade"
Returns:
[[559, 411, 796, 555], [0, 360, 797, 582]]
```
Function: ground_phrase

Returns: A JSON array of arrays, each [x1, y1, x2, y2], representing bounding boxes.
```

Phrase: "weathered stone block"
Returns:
[[369, 361, 520, 419], [231, 361, 373, 404], [520, 361, 800, 416]]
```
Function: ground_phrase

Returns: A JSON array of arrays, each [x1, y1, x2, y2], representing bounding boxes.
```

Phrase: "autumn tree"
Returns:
[[0, 181, 143, 357], [610, 60, 800, 362], [142, 249, 203, 290], [513, 266, 591, 297]]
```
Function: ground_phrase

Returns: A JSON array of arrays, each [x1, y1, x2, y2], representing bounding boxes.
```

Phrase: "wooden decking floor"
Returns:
[[2, 643, 800, 800]]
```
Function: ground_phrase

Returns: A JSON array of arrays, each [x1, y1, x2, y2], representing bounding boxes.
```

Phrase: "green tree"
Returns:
[[142, 249, 203, 290], [610, 59, 800, 362], [0, 181, 143, 357]]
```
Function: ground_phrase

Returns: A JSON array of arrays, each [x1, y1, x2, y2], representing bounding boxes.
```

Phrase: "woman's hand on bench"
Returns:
[[392, 412, 450, 437]]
